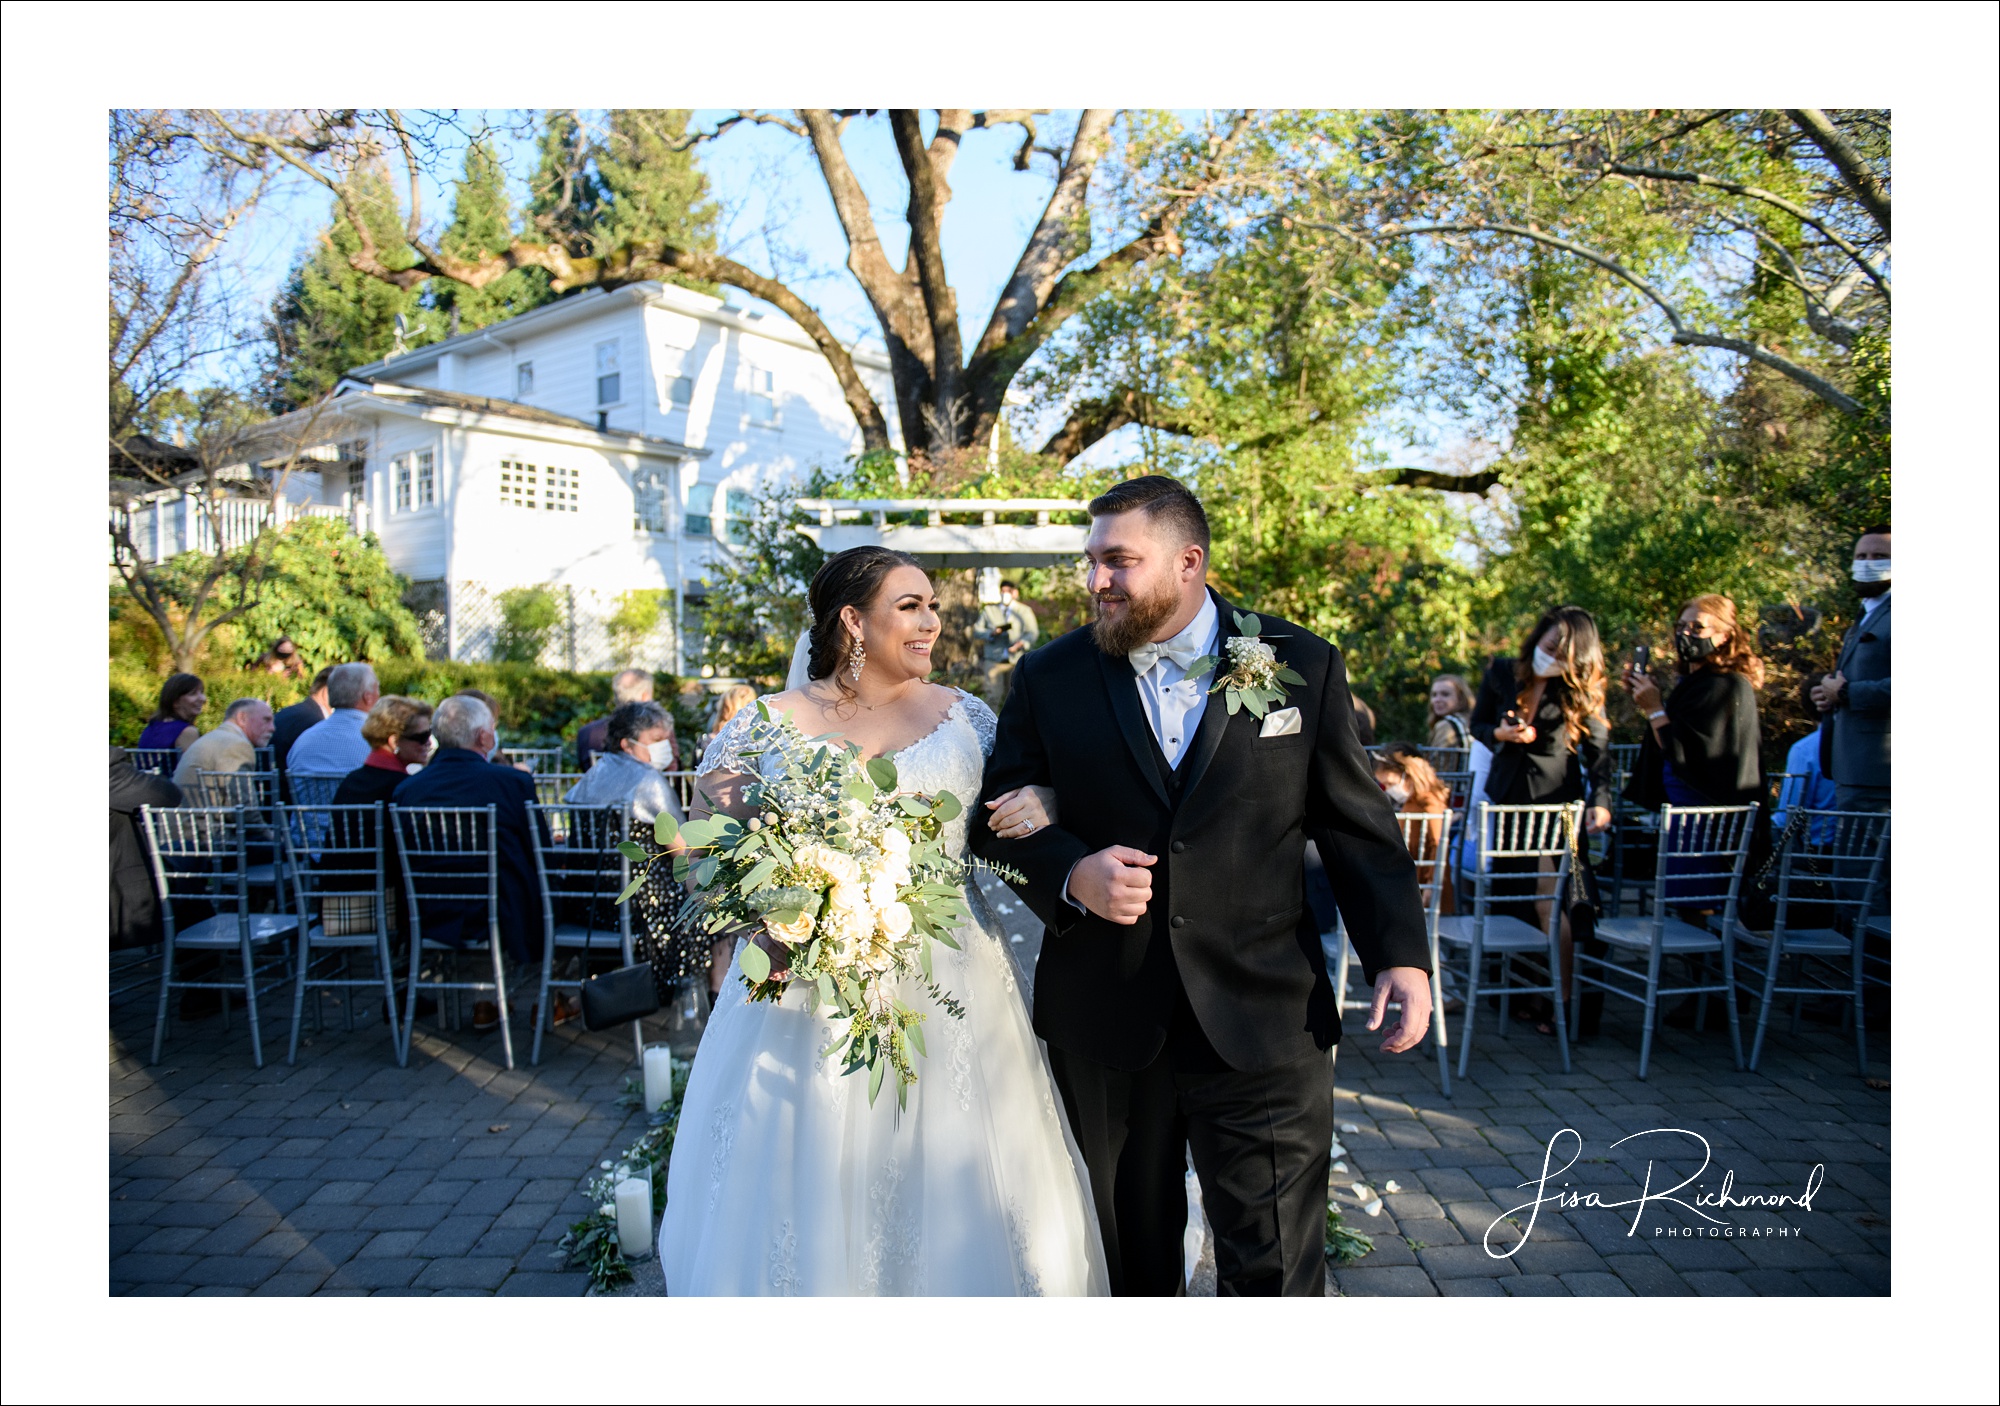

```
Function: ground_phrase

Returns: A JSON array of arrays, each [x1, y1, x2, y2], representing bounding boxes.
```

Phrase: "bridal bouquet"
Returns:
[[620, 704, 1001, 1106]]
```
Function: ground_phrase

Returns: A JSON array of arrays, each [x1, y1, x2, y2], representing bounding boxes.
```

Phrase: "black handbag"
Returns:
[[580, 961, 661, 1030]]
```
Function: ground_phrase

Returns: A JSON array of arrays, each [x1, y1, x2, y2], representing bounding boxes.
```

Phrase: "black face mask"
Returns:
[[1674, 631, 1719, 664]]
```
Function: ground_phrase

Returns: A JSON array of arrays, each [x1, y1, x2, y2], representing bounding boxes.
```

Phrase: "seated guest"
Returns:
[[273, 665, 335, 797], [111, 746, 181, 951], [285, 662, 379, 788], [172, 697, 276, 804], [576, 669, 665, 771], [1374, 745, 1454, 904], [137, 673, 207, 754], [256, 636, 307, 678], [564, 701, 686, 824], [392, 695, 544, 1033], [453, 687, 534, 771], [333, 696, 435, 808], [1350, 691, 1378, 747]]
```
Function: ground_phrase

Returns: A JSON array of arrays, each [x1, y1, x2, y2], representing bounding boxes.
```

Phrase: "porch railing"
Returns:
[[111, 496, 366, 565]]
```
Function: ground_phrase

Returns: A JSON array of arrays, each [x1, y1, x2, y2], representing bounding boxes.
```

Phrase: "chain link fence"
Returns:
[[442, 580, 680, 672]]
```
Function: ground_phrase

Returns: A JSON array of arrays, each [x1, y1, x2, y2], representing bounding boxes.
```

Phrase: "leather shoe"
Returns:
[[531, 993, 582, 1029], [472, 1000, 503, 1032]]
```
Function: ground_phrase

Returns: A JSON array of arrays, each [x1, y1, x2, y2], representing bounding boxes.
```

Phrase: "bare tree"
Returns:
[[173, 108, 1253, 460]]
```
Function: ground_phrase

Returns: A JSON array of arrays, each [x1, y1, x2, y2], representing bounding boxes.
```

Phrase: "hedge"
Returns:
[[111, 660, 711, 755]]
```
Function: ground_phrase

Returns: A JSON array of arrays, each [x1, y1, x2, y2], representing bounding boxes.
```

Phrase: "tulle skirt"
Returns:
[[659, 885, 1109, 1296]]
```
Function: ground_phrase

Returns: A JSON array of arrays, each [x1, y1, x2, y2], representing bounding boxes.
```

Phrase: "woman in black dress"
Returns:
[[1470, 606, 1615, 1030]]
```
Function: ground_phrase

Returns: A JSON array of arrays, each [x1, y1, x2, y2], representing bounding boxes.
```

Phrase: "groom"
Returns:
[[973, 474, 1433, 1297]]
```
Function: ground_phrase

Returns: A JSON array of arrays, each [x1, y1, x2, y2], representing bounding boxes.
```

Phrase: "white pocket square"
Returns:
[[1259, 706, 1302, 738]]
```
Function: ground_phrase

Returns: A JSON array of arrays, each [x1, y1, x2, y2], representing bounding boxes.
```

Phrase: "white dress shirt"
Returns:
[[1063, 594, 1218, 912], [1133, 593, 1219, 769], [1860, 589, 1889, 618]]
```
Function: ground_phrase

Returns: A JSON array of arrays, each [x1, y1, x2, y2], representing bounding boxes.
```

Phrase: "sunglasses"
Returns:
[[401, 730, 433, 746]]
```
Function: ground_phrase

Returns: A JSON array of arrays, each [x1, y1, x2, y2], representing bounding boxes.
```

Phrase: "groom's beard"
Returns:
[[1090, 577, 1182, 657]]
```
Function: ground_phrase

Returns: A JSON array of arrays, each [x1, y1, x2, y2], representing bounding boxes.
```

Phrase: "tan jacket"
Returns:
[[171, 721, 256, 804]]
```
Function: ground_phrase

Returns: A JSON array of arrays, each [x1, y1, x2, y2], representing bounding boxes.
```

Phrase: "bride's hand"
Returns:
[[985, 785, 1057, 840]]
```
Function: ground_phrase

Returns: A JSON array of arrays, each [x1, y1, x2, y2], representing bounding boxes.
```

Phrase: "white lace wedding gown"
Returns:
[[658, 690, 1109, 1295]]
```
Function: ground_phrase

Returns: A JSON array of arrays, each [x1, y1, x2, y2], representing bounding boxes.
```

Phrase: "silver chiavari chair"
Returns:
[[527, 803, 643, 1064], [392, 804, 515, 1069], [281, 801, 402, 1065], [1328, 810, 1456, 1094]]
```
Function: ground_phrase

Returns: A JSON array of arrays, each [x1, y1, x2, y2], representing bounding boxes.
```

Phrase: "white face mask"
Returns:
[[1383, 783, 1411, 807], [646, 738, 676, 769], [1531, 646, 1564, 679], [1851, 558, 1891, 583]]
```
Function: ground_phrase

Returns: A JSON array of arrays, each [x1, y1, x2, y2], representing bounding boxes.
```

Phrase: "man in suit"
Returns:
[[1813, 526, 1891, 812], [576, 669, 669, 772], [392, 693, 544, 1033], [171, 698, 275, 804], [272, 666, 335, 800], [973, 474, 1432, 1297]]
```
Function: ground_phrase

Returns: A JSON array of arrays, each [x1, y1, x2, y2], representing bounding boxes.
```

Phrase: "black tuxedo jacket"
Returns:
[[972, 591, 1431, 1073]]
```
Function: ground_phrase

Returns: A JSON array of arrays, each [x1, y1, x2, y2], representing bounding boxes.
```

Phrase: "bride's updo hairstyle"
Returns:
[[806, 545, 924, 694]]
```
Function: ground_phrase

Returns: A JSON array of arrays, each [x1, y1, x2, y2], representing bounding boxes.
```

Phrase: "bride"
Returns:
[[658, 546, 1109, 1295]]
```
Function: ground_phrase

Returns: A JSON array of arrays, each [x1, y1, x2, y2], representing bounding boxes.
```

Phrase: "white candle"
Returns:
[[615, 1176, 652, 1258], [643, 1046, 674, 1114]]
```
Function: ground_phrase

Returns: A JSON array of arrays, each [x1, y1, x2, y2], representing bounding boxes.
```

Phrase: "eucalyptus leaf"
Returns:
[[1237, 611, 1262, 635], [1276, 667, 1307, 687], [868, 1056, 886, 1106], [652, 812, 680, 846], [615, 876, 645, 905], [1225, 689, 1242, 716], [616, 840, 648, 862], [897, 796, 930, 816], [737, 857, 779, 895], [932, 791, 962, 823], [865, 756, 899, 791], [906, 1021, 927, 1058], [739, 940, 772, 983]]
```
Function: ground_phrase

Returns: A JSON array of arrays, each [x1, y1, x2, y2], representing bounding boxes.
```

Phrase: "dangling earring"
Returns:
[[848, 634, 866, 682]]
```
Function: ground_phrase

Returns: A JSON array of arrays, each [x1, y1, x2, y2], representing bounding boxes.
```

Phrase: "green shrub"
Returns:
[[111, 660, 704, 754], [494, 586, 562, 664]]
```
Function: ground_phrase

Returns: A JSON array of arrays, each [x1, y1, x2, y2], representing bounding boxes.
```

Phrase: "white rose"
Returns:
[[866, 876, 900, 910], [766, 909, 815, 945], [791, 844, 830, 881], [829, 881, 866, 913], [877, 901, 914, 939], [878, 826, 912, 858], [879, 856, 912, 889], [820, 849, 861, 886]]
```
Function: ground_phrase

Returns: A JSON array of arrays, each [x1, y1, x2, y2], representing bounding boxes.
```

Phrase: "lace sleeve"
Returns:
[[698, 701, 773, 777], [959, 691, 1000, 758]]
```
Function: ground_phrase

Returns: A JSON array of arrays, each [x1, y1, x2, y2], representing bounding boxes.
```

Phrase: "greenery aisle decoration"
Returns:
[[1325, 1206, 1375, 1266], [561, 1062, 692, 1293]]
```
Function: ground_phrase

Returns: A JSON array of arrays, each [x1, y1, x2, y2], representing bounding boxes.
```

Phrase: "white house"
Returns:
[[121, 281, 899, 673]]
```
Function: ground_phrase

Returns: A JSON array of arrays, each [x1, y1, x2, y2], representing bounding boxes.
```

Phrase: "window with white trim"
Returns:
[[499, 459, 579, 513], [724, 486, 754, 545], [414, 449, 434, 507], [746, 367, 778, 426], [596, 341, 621, 406], [633, 466, 670, 533], [516, 362, 534, 397], [685, 482, 714, 537], [393, 454, 412, 511]]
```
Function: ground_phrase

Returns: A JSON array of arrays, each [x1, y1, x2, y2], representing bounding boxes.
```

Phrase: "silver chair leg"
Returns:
[[376, 932, 403, 1057], [1747, 936, 1784, 1072], [491, 925, 516, 1070], [288, 926, 311, 1065], [531, 936, 556, 1067], [1635, 942, 1665, 1081], [1429, 958, 1452, 1098], [151, 936, 177, 1065], [1720, 941, 1745, 1070], [241, 932, 264, 1069], [1455, 944, 1483, 1080]]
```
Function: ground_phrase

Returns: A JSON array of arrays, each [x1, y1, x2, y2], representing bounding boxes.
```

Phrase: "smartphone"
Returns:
[[1632, 644, 1650, 672]]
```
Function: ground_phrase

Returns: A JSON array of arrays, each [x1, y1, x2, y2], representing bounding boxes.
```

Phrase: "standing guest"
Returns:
[[1426, 674, 1476, 758], [137, 673, 207, 754], [970, 579, 1039, 708], [111, 746, 181, 950], [1624, 594, 1767, 810], [576, 669, 667, 771], [1349, 691, 1378, 747], [563, 700, 685, 825], [272, 665, 335, 785], [255, 637, 307, 679], [285, 663, 380, 784], [172, 698, 277, 804], [1470, 606, 1614, 1031], [1812, 526, 1892, 813], [393, 695, 544, 1033]]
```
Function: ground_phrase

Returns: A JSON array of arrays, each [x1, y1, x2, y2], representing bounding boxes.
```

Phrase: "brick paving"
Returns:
[[111, 893, 1889, 1297]]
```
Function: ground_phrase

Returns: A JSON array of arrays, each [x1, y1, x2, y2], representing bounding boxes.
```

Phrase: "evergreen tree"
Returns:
[[431, 137, 552, 333], [593, 110, 716, 265], [264, 164, 432, 410]]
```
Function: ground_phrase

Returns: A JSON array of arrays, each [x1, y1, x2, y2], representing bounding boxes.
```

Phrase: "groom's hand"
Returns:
[[1066, 846, 1157, 925], [1367, 967, 1434, 1055]]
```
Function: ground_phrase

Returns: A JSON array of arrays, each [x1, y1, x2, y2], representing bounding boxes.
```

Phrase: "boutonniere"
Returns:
[[1187, 611, 1307, 718]]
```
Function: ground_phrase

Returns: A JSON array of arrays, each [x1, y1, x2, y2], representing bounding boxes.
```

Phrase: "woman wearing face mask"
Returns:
[[1624, 594, 1766, 814], [562, 700, 686, 825], [1469, 607, 1614, 1032]]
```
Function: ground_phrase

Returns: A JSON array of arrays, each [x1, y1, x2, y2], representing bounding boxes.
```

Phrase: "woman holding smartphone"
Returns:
[[1469, 606, 1614, 1032]]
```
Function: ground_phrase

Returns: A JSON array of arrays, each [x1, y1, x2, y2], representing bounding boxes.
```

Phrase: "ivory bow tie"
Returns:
[[1129, 635, 1208, 676]]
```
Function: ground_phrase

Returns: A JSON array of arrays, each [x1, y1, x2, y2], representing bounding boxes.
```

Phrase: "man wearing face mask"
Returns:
[[1812, 526, 1892, 813], [561, 700, 686, 825]]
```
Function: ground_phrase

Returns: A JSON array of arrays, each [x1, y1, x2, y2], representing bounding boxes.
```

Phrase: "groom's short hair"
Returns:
[[1088, 475, 1210, 554]]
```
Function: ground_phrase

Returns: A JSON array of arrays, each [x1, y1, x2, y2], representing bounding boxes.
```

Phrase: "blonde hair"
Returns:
[[361, 695, 432, 750], [1430, 674, 1474, 714], [712, 684, 758, 731]]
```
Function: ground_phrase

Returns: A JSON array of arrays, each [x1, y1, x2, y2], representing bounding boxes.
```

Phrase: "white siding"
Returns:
[[367, 419, 449, 579]]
